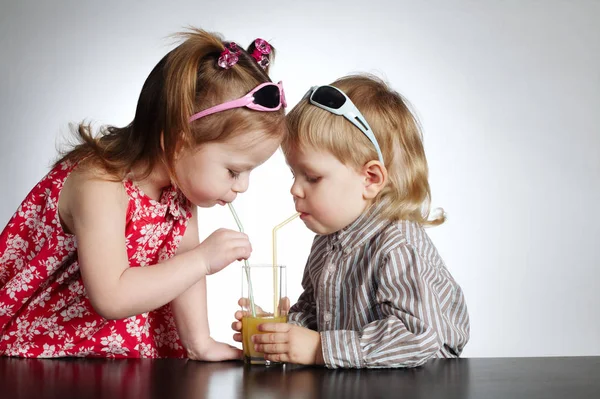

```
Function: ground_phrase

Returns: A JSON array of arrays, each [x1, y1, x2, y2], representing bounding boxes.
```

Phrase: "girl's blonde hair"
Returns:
[[56, 28, 286, 181], [283, 74, 444, 226]]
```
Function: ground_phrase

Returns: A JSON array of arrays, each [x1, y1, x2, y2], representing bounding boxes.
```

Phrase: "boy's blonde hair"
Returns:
[[282, 74, 444, 226]]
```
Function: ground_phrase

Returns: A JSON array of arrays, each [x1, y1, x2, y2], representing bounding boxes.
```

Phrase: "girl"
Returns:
[[233, 75, 469, 368], [0, 29, 287, 359]]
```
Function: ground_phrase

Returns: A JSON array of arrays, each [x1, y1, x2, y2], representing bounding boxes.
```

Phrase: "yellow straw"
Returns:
[[272, 212, 300, 316], [227, 203, 256, 317]]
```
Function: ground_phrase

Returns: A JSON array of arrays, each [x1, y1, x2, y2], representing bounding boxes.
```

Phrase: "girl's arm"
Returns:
[[169, 207, 210, 354], [169, 207, 241, 360], [63, 170, 250, 320]]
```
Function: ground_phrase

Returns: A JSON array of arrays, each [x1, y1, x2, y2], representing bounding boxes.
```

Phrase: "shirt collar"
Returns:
[[327, 198, 391, 254]]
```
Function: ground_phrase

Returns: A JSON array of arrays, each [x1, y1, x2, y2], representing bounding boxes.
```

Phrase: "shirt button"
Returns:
[[343, 247, 351, 255], [328, 263, 335, 272], [324, 312, 332, 322]]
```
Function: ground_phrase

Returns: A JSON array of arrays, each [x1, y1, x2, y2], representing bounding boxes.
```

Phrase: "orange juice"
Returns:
[[242, 315, 288, 364]]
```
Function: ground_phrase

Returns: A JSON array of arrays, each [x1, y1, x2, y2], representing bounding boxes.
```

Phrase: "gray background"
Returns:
[[1, 0, 599, 357]]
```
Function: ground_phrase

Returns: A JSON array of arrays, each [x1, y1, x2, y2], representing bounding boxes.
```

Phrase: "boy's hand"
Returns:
[[231, 298, 265, 342], [231, 297, 290, 343], [231, 307, 251, 343], [252, 323, 324, 366]]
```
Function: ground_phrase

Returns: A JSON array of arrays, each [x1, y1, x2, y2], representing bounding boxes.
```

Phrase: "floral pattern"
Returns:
[[0, 161, 192, 358]]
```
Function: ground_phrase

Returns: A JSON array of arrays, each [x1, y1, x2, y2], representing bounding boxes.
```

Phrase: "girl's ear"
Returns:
[[362, 160, 388, 200]]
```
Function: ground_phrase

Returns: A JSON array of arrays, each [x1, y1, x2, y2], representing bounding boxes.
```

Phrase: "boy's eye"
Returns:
[[306, 175, 321, 184], [228, 169, 240, 179]]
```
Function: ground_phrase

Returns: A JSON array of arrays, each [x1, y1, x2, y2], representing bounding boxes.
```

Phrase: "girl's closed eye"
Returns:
[[228, 169, 240, 179]]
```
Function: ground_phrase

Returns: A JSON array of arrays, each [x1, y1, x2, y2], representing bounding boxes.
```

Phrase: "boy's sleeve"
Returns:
[[287, 262, 318, 330], [320, 244, 449, 369]]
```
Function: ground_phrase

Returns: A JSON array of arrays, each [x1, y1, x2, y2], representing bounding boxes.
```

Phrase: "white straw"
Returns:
[[227, 203, 256, 317]]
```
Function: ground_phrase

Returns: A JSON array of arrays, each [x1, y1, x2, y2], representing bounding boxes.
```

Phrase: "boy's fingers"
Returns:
[[238, 298, 249, 307], [255, 305, 266, 315], [265, 353, 288, 363], [257, 322, 290, 333], [252, 332, 288, 344], [255, 343, 288, 354], [278, 296, 291, 313], [233, 333, 242, 342], [237, 298, 266, 316], [231, 321, 242, 331], [234, 310, 246, 321]]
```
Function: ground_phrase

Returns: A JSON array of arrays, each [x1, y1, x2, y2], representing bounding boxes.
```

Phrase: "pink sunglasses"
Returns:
[[189, 81, 286, 122]]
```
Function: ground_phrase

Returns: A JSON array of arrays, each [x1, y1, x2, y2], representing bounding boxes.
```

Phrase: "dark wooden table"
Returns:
[[1, 357, 598, 399]]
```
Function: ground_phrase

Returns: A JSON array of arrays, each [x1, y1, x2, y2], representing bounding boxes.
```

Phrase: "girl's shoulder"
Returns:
[[58, 161, 129, 234], [61, 160, 128, 202], [62, 161, 191, 224]]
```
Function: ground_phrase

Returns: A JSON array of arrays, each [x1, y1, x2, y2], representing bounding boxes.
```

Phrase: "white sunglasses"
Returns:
[[305, 85, 384, 163]]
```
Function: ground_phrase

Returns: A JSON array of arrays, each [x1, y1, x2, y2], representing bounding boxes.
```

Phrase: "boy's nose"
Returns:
[[290, 180, 304, 198]]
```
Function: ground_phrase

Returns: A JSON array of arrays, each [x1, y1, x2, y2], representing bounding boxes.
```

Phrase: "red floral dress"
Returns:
[[0, 161, 192, 358]]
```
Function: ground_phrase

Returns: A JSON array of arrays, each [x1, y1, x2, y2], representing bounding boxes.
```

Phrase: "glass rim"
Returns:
[[241, 264, 286, 269]]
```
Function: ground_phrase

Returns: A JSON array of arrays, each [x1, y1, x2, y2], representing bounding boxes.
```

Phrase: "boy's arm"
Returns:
[[287, 237, 321, 330], [320, 244, 462, 369], [287, 265, 317, 330]]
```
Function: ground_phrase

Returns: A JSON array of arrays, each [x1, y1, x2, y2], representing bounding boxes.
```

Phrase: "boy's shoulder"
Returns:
[[307, 219, 442, 267], [375, 219, 442, 266]]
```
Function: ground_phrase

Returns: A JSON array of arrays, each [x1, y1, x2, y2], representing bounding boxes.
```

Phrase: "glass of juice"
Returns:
[[241, 264, 288, 365]]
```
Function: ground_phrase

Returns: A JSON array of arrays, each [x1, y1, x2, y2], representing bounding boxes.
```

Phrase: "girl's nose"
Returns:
[[232, 173, 249, 194]]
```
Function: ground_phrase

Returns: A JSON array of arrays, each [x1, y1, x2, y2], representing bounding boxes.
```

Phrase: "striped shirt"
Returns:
[[288, 200, 470, 369]]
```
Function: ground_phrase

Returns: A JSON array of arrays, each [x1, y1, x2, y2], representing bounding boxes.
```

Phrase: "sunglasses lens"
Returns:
[[253, 84, 281, 108], [312, 86, 346, 109]]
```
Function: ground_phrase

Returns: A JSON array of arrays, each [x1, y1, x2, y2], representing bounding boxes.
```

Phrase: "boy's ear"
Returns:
[[362, 160, 388, 200]]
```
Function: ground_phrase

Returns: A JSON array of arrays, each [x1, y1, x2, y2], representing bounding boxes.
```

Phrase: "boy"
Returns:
[[234, 75, 469, 368]]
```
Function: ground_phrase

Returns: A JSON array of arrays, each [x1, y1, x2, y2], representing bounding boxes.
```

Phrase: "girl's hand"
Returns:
[[196, 228, 252, 275], [187, 337, 242, 362]]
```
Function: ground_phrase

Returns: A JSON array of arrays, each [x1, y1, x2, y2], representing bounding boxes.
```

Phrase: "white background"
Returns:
[[1, 0, 599, 358]]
